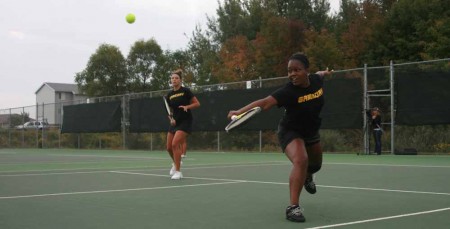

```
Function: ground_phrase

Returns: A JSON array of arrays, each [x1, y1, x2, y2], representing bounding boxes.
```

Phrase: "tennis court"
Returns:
[[1, 149, 449, 229]]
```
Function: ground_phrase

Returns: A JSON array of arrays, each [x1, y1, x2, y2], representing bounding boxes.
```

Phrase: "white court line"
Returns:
[[0, 165, 156, 174], [46, 154, 168, 160], [305, 207, 450, 229], [0, 171, 110, 177], [109, 171, 450, 196], [317, 185, 450, 196], [110, 171, 248, 182], [0, 181, 245, 200], [0, 152, 17, 154], [325, 162, 450, 168], [0, 161, 287, 174], [0, 160, 155, 166]]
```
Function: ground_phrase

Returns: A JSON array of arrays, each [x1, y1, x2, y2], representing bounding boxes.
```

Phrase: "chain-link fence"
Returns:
[[1, 59, 449, 154]]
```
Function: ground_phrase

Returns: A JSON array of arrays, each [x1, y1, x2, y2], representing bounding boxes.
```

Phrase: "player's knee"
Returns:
[[308, 164, 321, 174]]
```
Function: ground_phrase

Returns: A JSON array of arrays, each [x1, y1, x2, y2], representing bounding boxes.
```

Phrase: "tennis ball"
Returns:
[[126, 13, 136, 24], [231, 115, 238, 121]]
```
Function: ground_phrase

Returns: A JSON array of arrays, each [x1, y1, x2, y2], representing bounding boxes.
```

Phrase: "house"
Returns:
[[0, 114, 10, 128], [35, 83, 87, 125]]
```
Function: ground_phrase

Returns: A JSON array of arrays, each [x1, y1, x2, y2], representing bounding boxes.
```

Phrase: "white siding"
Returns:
[[36, 85, 56, 124]]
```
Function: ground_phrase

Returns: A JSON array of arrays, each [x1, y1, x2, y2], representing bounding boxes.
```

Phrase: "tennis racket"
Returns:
[[163, 96, 173, 117], [225, 107, 262, 132]]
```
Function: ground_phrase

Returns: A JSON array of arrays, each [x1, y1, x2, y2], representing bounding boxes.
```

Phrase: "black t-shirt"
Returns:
[[166, 87, 194, 122], [271, 74, 324, 136], [365, 110, 382, 130]]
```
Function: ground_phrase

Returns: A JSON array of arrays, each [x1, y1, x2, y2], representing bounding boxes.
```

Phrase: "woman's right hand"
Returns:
[[227, 110, 239, 120], [169, 116, 176, 126]]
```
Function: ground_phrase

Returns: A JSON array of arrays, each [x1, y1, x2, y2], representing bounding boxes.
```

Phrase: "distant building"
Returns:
[[0, 114, 9, 128], [35, 83, 87, 125]]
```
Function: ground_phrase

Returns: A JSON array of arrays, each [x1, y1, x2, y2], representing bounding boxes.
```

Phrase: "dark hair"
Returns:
[[289, 52, 309, 69], [172, 69, 183, 79]]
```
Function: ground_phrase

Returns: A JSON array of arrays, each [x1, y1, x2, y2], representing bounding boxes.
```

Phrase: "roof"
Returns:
[[35, 82, 82, 95]]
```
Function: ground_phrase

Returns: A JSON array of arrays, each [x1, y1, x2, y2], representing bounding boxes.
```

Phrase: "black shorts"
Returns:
[[277, 125, 320, 152], [169, 119, 193, 134]]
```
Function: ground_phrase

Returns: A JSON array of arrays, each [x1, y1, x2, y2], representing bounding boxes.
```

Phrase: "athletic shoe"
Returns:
[[304, 174, 317, 194], [286, 205, 305, 222], [171, 171, 183, 180], [169, 163, 176, 176]]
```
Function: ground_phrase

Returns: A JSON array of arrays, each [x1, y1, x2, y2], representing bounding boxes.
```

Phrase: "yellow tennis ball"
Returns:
[[126, 13, 136, 24], [231, 115, 238, 121]]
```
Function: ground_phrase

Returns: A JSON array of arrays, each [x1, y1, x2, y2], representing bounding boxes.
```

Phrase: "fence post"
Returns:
[[363, 64, 368, 155], [122, 94, 128, 150], [390, 61, 395, 155], [217, 131, 220, 152], [8, 108, 11, 147], [42, 102, 45, 148]]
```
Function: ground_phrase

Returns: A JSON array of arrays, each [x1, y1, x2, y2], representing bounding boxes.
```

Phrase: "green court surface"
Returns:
[[0, 149, 449, 229]]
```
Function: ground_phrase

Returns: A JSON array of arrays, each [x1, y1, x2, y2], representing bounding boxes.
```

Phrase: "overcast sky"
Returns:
[[0, 0, 340, 111]]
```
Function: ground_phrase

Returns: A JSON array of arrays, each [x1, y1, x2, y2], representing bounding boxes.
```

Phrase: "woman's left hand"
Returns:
[[317, 67, 334, 77], [179, 105, 189, 112]]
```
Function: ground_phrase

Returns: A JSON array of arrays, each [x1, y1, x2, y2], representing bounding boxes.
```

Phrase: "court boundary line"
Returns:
[[2, 170, 449, 200], [326, 162, 450, 168], [1, 158, 448, 174], [0, 161, 288, 174], [110, 171, 450, 196], [305, 207, 450, 229], [0, 181, 246, 200]]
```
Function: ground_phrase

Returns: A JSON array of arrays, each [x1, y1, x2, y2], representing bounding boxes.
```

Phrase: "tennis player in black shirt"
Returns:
[[227, 53, 332, 222], [166, 69, 200, 180]]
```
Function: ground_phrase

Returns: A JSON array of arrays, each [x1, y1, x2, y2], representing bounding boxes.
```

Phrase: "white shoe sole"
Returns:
[[171, 172, 183, 180]]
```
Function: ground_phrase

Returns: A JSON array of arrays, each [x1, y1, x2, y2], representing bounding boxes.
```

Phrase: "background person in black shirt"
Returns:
[[227, 53, 332, 223], [366, 107, 382, 155]]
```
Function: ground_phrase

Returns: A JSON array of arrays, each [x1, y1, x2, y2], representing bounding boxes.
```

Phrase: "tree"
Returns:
[[75, 44, 128, 97], [127, 38, 163, 93], [216, 35, 257, 82], [210, 0, 252, 43], [304, 29, 345, 71], [253, 17, 308, 78], [369, 0, 450, 62], [9, 112, 30, 127], [151, 49, 190, 91], [186, 25, 220, 85], [337, 0, 385, 67]]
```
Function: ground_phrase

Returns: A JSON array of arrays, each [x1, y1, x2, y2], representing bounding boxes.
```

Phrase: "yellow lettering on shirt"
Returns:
[[169, 93, 184, 100], [297, 88, 323, 103]]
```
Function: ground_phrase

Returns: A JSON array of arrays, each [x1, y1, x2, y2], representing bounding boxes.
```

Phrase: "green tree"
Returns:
[[370, 0, 450, 62], [261, 0, 330, 29], [210, 0, 251, 43], [334, 0, 386, 67], [9, 112, 30, 127], [151, 49, 191, 91], [253, 17, 308, 78], [127, 38, 163, 92], [186, 26, 220, 85], [75, 44, 128, 97], [304, 29, 345, 71]]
